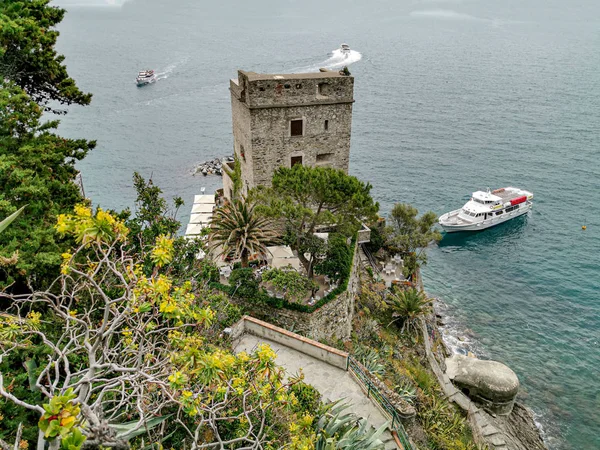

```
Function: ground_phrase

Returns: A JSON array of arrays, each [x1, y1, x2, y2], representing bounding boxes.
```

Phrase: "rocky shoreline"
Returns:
[[427, 299, 547, 450], [193, 155, 234, 176]]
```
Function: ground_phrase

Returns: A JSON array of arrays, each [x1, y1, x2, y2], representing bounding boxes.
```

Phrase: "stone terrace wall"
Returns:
[[251, 241, 360, 341]]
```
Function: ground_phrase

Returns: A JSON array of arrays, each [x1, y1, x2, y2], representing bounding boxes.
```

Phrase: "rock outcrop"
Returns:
[[445, 354, 519, 415], [493, 402, 547, 450]]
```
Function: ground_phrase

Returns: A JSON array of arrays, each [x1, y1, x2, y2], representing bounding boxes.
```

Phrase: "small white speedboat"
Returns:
[[340, 43, 351, 58], [136, 69, 157, 86], [439, 187, 533, 232]]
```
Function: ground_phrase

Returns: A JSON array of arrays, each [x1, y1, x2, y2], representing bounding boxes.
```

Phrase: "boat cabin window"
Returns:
[[505, 205, 519, 213], [496, 210, 503, 215]]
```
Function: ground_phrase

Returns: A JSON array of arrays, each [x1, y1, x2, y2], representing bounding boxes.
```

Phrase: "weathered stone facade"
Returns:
[[227, 69, 354, 198]]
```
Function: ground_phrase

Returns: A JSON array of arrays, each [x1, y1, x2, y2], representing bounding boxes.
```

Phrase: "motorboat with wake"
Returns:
[[340, 43, 351, 57], [136, 69, 157, 86], [439, 187, 533, 232]]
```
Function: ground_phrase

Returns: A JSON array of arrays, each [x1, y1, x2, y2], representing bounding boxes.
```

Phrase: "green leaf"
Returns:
[[24, 358, 39, 392], [0, 205, 26, 234], [110, 414, 172, 440]]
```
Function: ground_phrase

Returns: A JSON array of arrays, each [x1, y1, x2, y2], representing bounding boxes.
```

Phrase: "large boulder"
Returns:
[[445, 354, 519, 415]]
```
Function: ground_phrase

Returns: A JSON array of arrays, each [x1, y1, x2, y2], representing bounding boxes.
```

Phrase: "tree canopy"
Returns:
[[252, 165, 378, 277], [0, 0, 92, 112], [385, 203, 441, 278], [0, 81, 95, 291]]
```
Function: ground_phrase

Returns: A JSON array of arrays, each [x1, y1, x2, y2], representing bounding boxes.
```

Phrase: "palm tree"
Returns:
[[386, 287, 431, 334], [208, 197, 280, 268]]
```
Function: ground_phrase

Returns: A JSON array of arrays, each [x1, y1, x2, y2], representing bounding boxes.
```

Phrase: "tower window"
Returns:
[[324, 120, 329, 131], [290, 119, 303, 137], [318, 83, 331, 96], [316, 153, 334, 165], [291, 156, 303, 167]]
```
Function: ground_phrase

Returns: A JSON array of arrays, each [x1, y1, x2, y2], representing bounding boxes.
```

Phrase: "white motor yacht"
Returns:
[[136, 69, 157, 86], [340, 43, 351, 57], [439, 187, 533, 232]]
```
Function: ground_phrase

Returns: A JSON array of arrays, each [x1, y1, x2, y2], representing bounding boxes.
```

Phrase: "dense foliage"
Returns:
[[352, 280, 478, 450], [0, 81, 95, 291], [385, 203, 441, 279], [0, 207, 316, 449], [228, 267, 260, 299], [261, 268, 318, 303], [314, 233, 352, 284], [252, 165, 378, 278], [120, 172, 206, 283], [386, 287, 432, 335], [0, 0, 92, 112]]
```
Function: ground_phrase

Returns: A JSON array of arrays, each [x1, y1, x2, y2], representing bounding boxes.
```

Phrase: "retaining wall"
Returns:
[[231, 316, 349, 370]]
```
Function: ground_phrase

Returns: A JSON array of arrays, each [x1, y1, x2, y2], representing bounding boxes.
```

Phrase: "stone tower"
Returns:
[[224, 69, 354, 199]]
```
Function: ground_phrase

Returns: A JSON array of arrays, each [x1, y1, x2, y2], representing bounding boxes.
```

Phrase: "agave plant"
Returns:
[[386, 287, 432, 334], [353, 345, 386, 376], [314, 401, 388, 450], [394, 382, 417, 404]]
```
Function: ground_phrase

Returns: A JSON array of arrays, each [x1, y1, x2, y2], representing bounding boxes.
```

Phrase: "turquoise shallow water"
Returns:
[[53, 0, 599, 448]]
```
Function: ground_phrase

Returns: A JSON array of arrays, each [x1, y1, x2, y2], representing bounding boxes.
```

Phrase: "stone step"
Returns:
[[487, 433, 507, 448]]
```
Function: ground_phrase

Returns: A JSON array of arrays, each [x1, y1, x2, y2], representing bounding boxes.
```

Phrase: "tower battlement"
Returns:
[[230, 70, 354, 109]]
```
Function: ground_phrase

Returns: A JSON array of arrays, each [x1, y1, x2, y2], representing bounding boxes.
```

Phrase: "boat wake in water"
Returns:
[[291, 48, 362, 73], [154, 57, 189, 81]]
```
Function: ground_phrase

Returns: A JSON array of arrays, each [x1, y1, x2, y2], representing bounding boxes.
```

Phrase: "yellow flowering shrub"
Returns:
[[150, 235, 175, 267], [55, 205, 128, 246]]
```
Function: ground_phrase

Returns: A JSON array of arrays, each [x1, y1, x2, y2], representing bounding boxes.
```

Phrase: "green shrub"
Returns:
[[406, 360, 436, 393], [198, 260, 220, 283], [315, 233, 352, 284], [354, 345, 386, 376], [365, 224, 385, 254], [228, 268, 259, 299], [290, 381, 321, 413], [214, 236, 357, 314], [261, 268, 317, 303]]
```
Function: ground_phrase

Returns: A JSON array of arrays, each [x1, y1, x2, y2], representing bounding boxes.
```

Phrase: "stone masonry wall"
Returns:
[[229, 89, 254, 195], [249, 103, 352, 186]]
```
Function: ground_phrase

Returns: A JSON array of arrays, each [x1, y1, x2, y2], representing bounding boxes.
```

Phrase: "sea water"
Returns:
[[52, 0, 600, 448]]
